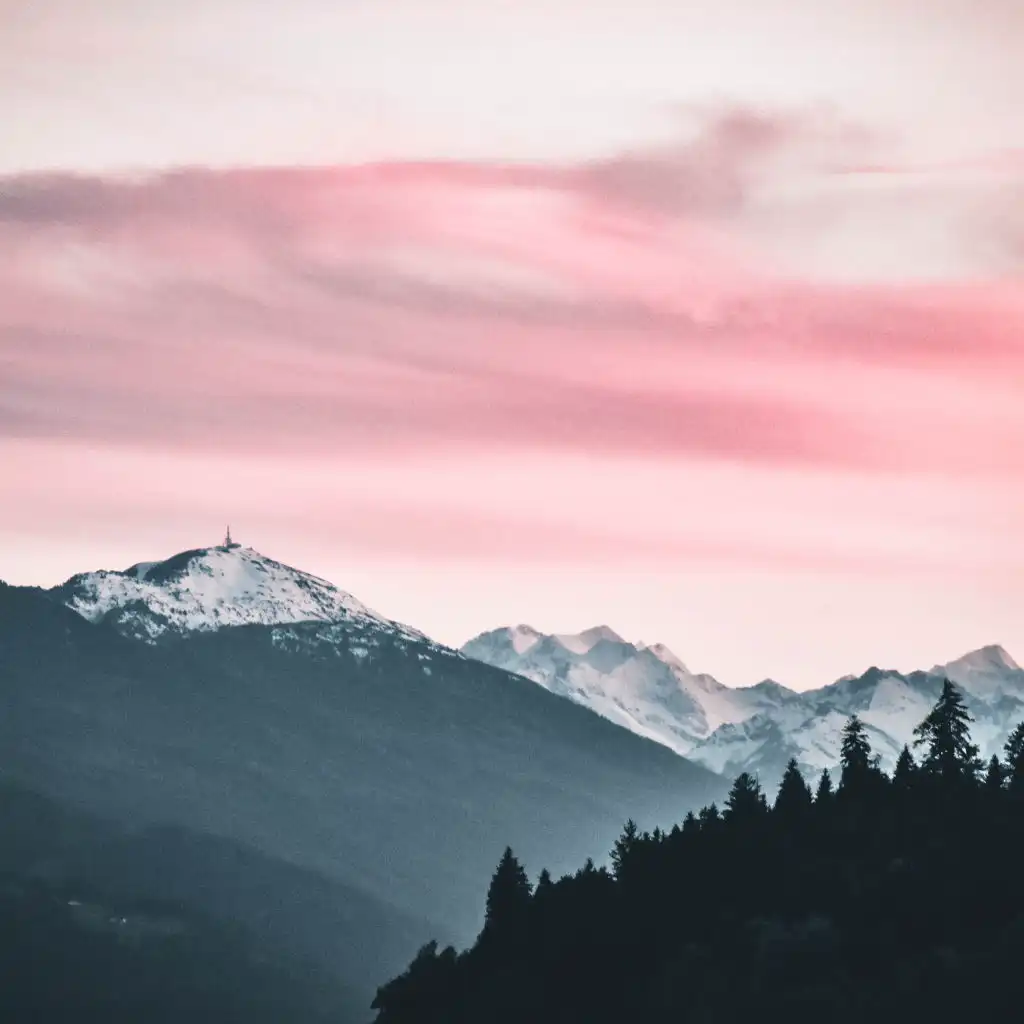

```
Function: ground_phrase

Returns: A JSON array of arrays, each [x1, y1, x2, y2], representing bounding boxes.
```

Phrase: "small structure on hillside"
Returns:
[[223, 526, 241, 550]]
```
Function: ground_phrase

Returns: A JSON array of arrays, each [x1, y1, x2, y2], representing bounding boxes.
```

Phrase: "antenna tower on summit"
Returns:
[[224, 526, 239, 549]]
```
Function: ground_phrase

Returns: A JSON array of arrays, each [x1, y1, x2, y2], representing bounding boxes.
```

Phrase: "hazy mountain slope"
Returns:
[[2, 570, 725, 969], [0, 782, 414, 1023]]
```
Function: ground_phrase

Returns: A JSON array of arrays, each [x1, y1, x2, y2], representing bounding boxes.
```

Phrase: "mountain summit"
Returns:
[[52, 544, 424, 644], [462, 625, 797, 756]]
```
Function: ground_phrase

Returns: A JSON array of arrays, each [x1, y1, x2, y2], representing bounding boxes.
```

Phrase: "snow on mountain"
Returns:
[[935, 644, 1021, 699], [461, 625, 799, 756], [52, 543, 429, 646], [462, 625, 1024, 786]]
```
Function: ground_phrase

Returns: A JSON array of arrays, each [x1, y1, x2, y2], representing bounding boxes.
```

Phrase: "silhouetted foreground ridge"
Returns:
[[372, 681, 1024, 1024]]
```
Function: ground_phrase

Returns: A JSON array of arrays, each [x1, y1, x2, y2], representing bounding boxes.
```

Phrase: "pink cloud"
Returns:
[[0, 111, 1022, 485]]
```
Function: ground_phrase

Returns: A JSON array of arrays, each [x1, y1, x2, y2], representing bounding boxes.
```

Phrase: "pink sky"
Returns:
[[1, 0, 1022, 687]]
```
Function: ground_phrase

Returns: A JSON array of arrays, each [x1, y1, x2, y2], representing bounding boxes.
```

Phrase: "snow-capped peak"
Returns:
[[931, 644, 1023, 700], [554, 625, 625, 654], [506, 624, 544, 654], [639, 642, 689, 673], [53, 544, 424, 643], [939, 644, 1020, 675]]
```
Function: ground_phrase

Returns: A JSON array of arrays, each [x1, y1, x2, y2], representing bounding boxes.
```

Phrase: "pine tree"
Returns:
[[838, 714, 888, 806], [697, 803, 721, 830], [484, 847, 533, 938], [913, 679, 982, 784], [774, 759, 813, 821], [839, 715, 875, 794], [983, 755, 1006, 796], [724, 772, 768, 824], [682, 811, 699, 836], [814, 768, 834, 806], [893, 745, 917, 793], [1004, 722, 1024, 795], [535, 868, 553, 896], [611, 819, 641, 881]]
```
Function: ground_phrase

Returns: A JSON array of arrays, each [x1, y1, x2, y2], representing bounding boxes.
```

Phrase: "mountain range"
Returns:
[[7, 538, 1021, 1018], [1, 543, 723, 1021], [462, 624, 1024, 785]]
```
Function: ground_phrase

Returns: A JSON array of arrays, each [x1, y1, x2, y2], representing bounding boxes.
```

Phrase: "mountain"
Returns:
[[54, 543, 427, 645], [462, 625, 800, 755], [462, 625, 1024, 786], [2, 549, 725, 1015], [0, 782, 392, 1024]]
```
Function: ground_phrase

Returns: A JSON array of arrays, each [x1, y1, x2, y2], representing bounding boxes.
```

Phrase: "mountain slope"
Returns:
[[3, 562, 725, 1008], [463, 625, 1024, 786], [0, 781, 421, 1024]]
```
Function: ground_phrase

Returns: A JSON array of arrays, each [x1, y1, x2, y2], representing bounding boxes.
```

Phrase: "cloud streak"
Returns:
[[1, 111, 1021, 486]]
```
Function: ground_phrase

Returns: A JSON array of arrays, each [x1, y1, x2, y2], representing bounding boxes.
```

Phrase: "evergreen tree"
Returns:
[[484, 847, 532, 938], [774, 759, 813, 821], [1004, 722, 1024, 795], [814, 768, 834, 805], [610, 819, 641, 881], [892, 745, 917, 793], [681, 811, 699, 836], [697, 803, 721, 830], [723, 772, 768, 824], [983, 755, 1006, 796], [839, 715, 875, 794], [535, 868, 553, 896], [913, 679, 981, 783]]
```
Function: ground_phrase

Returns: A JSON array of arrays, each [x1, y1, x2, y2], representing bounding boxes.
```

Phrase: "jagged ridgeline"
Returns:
[[371, 682, 1024, 1024]]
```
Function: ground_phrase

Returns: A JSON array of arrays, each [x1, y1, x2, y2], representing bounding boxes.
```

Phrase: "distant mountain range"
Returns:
[[463, 625, 1024, 785], [2, 543, 723, 1020]]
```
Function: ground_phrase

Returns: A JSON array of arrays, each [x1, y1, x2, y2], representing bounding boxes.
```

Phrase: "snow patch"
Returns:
[[55, 545, 426, 644]]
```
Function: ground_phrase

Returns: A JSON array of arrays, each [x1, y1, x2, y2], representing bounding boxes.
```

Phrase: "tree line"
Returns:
[[371, 681, 1024, 1024]]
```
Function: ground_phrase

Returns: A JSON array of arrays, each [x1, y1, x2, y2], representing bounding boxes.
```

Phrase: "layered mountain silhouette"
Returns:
[[2, 545, 724, 1019]]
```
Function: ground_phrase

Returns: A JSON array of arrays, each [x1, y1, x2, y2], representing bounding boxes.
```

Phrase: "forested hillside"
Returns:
[[372, 681, 1024, 1024]]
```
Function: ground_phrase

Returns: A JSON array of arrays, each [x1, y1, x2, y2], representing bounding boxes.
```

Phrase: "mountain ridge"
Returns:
[[462, 624, 1023, 784]]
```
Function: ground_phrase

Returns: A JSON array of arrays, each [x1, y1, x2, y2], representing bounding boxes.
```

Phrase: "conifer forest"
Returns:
[[372, 681, 1024, 1024]]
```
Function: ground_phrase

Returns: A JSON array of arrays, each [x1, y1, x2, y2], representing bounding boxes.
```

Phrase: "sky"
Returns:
[[1, 0, 1022, 688]]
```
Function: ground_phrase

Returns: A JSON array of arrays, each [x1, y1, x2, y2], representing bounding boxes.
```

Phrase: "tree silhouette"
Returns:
[[610, 819, 641, 883], [774, 759, 813, 821], [484, 847, 532, 940], [892, 745, 917, 793], [983, 754, 1006, 796], [839, 714, 879, 796], [698, 803, 721, 831], [913, 679, 981, 784], [1004, 722, 1024, 795], [814, 768, 834, 806], [723, 772, 768, 824]]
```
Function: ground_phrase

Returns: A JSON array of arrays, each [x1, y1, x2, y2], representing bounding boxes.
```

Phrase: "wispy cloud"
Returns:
[[1, 111, 1021, 483]]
